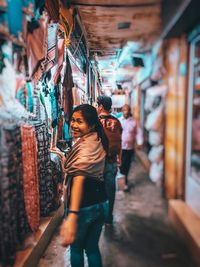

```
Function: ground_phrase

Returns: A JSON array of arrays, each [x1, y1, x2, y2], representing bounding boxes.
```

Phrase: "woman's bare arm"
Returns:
[[60, 175, 85, 246]]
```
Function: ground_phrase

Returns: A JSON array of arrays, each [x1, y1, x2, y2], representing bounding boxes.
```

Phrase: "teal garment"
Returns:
[[50, 85, 60, 128], [7, 0, 40, 36], [27, 82, 33, 113], [16, 87, 26, 108], [63, 121, 72, 142], [7, 0, 23, 36], [16, 82, 33, 112]]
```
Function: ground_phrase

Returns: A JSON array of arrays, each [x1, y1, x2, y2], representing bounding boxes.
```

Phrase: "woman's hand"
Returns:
[[50, 147, 64, 159], [60, 214, 78, 247]]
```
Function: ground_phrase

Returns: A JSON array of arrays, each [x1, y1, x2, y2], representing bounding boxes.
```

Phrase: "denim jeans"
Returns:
[[66, 201, 108, 267], [103, 161, 118, 224]]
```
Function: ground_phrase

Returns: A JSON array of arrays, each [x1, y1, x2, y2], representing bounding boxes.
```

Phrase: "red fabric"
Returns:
[[21, 125, 40, 232]]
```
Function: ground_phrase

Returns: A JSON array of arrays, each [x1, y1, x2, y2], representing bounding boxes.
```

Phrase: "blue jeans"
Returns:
[[103, 162, 118, 224], [66, 201, 108, 267]]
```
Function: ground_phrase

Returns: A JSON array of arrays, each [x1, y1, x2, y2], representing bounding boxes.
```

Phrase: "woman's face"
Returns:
[[70, 111, 92, 139]]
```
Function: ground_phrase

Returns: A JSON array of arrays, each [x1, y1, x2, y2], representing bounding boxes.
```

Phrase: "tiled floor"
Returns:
[[38, 157, 197, 267]]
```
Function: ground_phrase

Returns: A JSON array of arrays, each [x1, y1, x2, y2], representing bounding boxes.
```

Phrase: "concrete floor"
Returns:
[[37, 158, 197, 267]]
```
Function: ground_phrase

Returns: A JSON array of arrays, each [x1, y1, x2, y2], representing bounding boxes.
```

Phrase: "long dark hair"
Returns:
[[71, 104, 109, 153]]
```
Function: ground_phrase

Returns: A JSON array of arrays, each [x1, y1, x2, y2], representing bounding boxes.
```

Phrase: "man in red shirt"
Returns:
[[97, 96, 122, 225]]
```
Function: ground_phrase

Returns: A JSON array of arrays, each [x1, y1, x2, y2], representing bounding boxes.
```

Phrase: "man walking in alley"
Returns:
[[97, 96, 122, 225], [119, 104, 139, 192]]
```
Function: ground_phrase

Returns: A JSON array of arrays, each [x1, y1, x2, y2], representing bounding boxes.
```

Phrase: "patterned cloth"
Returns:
[[21, 124, 40, 232], [34, 122, 54, 216], [45, 23, 58, 74], [0, 124, 30, 267]]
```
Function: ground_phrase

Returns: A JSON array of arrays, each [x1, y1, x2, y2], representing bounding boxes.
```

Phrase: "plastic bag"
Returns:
[[148, 145, 163, 163], [145, 103, 164, 131], [149, 161, 163, 182], [149, 131, 163, 145]]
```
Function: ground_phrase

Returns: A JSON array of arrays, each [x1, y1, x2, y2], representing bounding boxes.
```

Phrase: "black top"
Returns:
[[68, 177, 107, 208], [81, 178, 107, 207]]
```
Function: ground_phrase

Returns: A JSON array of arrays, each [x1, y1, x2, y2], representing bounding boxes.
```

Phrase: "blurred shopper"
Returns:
[[51, 104, 108, 267], [97, 96, 122, 225], [119, 104, 137, 192]]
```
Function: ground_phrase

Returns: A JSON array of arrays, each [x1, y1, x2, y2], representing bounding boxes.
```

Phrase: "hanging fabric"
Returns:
[[45, 0, 59, 22], [0, 124, 30, 267], [21, 124, 40, 232], [34, 122, 54, 216], [62, 53, 74, 122], [26, 14, 48, 85]]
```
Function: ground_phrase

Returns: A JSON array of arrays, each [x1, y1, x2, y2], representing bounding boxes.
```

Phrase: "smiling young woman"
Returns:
[[52, 104, 109, 267]]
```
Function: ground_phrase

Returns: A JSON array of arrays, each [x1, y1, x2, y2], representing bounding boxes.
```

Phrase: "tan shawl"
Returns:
[[64, 132, 106, 181]]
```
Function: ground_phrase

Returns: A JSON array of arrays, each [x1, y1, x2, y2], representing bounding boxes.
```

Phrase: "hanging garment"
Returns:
[[62, 54, 74, 122], [44, 23, 58, 75], [50, 152, 64, 210], [50, 84, 62, 128], [52, 27, 65, 85], [45, 0, 59, 22], [0, 124, 30, 267], [26, 15, 48, 85], [34, 123, 55, 216], [0, 125, 18, 267], [21, 124, 40, 232], [7, 0, 23, 36]]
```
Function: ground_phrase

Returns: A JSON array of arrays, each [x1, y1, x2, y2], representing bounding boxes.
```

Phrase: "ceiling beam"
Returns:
[[160, 0, 191, 39], [70, 1, 159, 8]]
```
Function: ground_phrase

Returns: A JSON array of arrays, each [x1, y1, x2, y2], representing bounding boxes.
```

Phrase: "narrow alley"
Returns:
[[38, 157, 196, 267], [1, 1, 200, 267]]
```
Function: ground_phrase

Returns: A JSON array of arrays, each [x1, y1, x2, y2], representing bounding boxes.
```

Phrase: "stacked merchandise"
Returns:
[[144, 84, 167, 184]]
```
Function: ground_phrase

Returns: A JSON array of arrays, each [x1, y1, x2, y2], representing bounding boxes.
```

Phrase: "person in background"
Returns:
[[97, 96, 122, 226], [51, 104, 108, 267], [119, 104, 138, 192]]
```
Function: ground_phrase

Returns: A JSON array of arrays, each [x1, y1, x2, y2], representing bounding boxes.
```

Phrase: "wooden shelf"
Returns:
[[14, 204, 64, 267]]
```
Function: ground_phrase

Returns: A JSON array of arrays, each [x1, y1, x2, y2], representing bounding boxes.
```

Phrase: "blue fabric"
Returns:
[[63, 121, 72, 142], [49, 86, 58, 128], [103, 161, 118, 224], [16, 87, 26, 107], [66, 201, 108, 267], [27, 82, 33, 112], [7, 0, 23, 36]]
